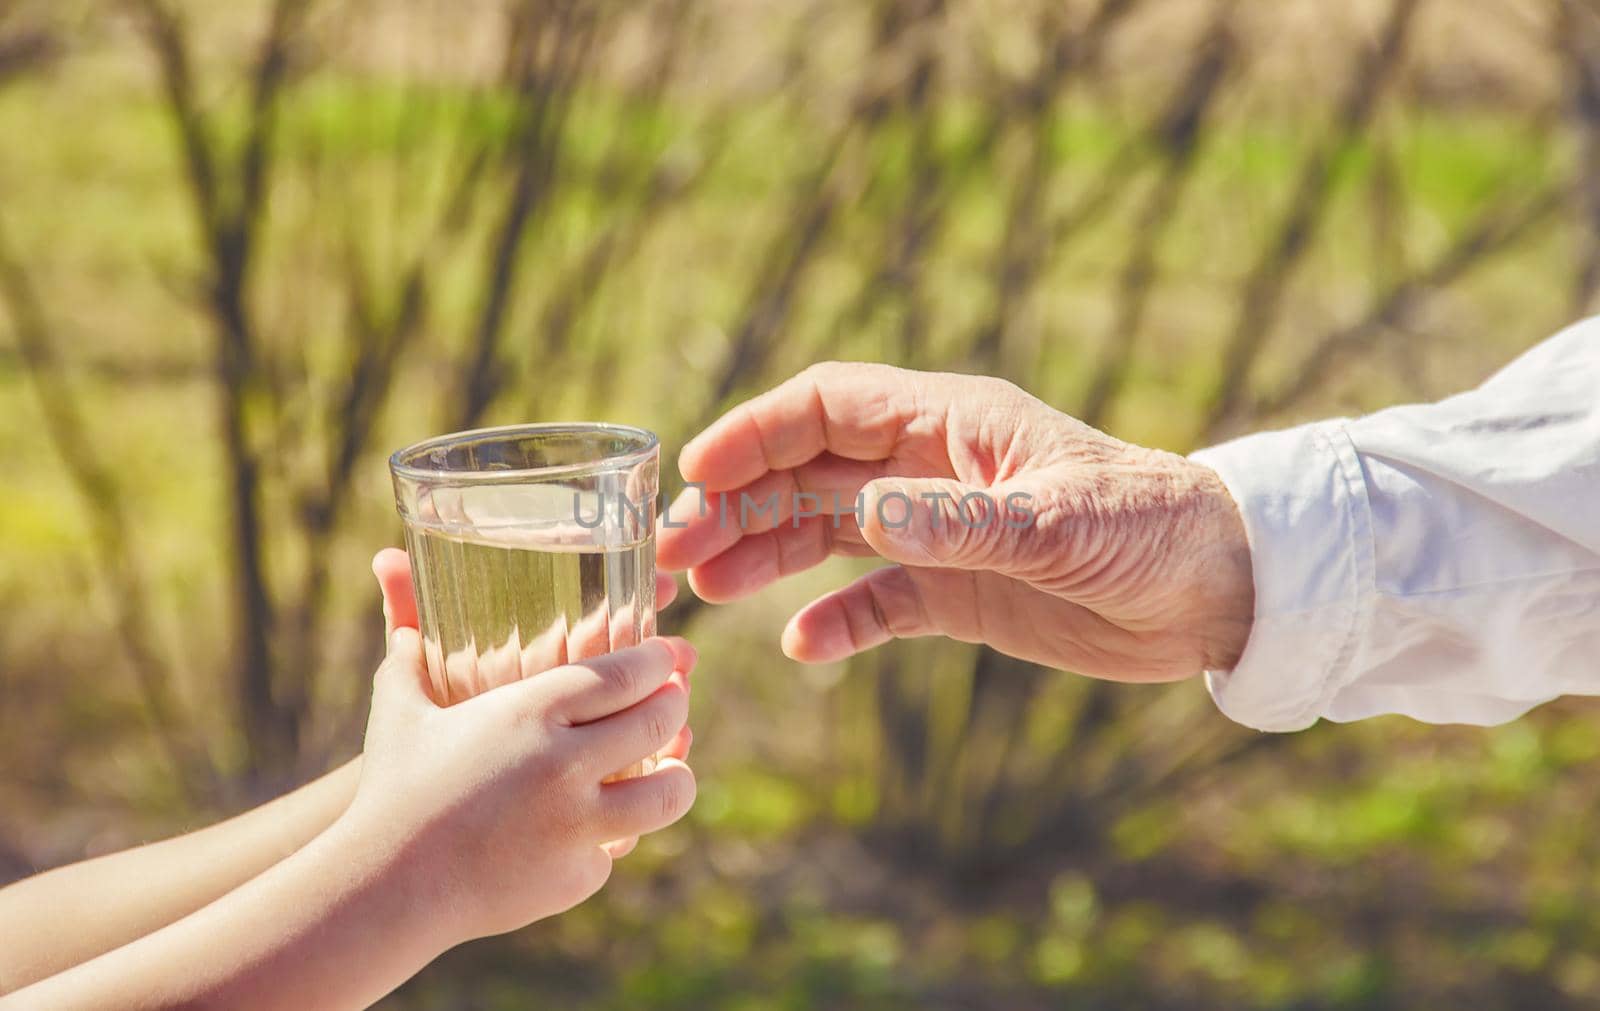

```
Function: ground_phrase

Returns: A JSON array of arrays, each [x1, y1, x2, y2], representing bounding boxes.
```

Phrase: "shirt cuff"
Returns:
[[1189, 419, 1376, 732]]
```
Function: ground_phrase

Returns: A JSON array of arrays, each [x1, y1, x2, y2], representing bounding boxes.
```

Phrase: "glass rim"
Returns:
[[388, 422, 659, 485]]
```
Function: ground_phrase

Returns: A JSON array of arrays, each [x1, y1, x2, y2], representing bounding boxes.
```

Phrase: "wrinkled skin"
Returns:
[[658, 362, 1255, 683]]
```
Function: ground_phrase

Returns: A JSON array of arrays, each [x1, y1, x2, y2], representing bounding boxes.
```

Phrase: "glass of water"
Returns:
[[390, 423, 659, 776]]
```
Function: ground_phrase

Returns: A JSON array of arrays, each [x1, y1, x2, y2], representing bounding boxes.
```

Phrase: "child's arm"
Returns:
[[0, 758, 361, 993], [0, 549, 688, 994], [1, 629, 697, 1010], [0, 552, 415, 992]]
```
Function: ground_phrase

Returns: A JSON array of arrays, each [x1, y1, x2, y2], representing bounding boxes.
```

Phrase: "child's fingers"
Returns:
[[595, 757, 696, 839], [372, 549, 418, 634], [504, 580, 680, 682], [531, 597, 631, 671], [602, 836, 639, 859], [576, 677, 688, 775], [656, 571, 679, 609], [660, 725, 693, 762], [537, 637, 696, 726], [515, 618, 572, 681], [567, 601, 616, 658]]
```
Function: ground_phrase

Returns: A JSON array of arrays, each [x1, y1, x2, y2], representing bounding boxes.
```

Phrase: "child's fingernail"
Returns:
[[667, 637, 698, 668]]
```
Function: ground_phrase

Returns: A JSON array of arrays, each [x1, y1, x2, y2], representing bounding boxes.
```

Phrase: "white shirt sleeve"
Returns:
[[1190, 318, 1600, 732]]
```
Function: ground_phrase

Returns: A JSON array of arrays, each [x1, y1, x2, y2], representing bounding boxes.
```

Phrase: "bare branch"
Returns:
[[454, 0, 600, 430], [1254, 187, 1563, 418], [703, 0, 949, 420], [0, 15, 58, 87], [127, 0, 223, 241], [968, 0, 1148, 375], [130, 0, 320, 772], [1559, 0, 1600, 315], [1078, 1, 1235, 428], [0, 216, 217, 802], [1200, 0, 1425, 440]]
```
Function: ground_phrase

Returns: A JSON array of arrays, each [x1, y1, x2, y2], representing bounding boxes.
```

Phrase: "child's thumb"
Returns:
[[372, 548, 419, 636]]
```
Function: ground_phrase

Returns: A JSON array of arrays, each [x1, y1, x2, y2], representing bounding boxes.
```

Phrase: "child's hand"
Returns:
[[371, 547, 693, 765], [345, 627, 697, 942]]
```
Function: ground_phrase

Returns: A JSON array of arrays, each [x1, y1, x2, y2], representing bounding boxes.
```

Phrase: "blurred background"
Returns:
[[1, 0, 1597, 1007]]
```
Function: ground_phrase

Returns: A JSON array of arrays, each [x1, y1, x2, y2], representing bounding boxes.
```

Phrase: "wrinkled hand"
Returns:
[[657, 362, 1254, 682]]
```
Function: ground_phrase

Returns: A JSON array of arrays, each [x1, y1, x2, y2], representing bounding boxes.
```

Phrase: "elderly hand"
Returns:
[[657, 362, 1255, 683]]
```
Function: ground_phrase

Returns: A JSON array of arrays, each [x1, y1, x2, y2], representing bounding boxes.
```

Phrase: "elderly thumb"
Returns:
[[858, 477, 1043, 575]]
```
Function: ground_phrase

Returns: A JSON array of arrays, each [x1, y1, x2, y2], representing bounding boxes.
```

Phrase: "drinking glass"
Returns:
[[390, 423, 659, 777]]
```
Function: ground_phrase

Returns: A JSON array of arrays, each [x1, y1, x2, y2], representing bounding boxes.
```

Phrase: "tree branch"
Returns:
[[0, 216, 217, 803], [1199, 0, 1424, 441]]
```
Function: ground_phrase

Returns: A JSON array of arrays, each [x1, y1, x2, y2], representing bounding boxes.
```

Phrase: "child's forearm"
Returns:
[[0, 758, 362, 992], [0, 807, 453, 1011]]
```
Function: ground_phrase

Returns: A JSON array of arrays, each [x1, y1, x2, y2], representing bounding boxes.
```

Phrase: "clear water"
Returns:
[[403, 485, 657, 776]]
